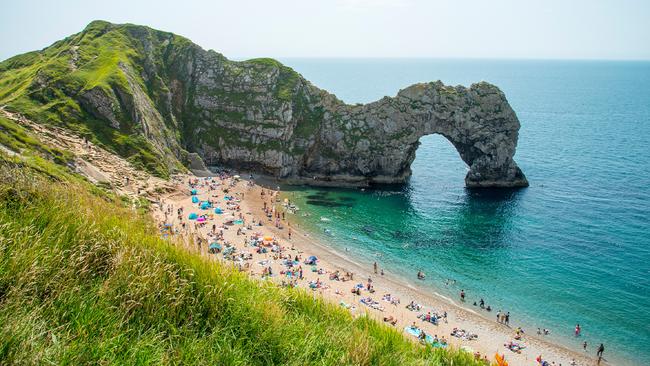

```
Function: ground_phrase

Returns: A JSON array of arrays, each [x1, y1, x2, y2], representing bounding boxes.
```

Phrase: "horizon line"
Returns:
[[230, 56, 650, 62]]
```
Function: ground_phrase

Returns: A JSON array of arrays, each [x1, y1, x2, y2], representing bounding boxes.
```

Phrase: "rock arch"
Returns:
[[299, 81, 528, 188]]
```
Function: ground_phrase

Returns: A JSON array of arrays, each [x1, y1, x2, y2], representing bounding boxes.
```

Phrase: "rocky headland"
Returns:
[[0, 20, 527, 188]]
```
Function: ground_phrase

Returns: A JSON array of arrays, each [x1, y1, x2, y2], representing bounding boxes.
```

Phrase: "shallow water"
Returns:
[[278, 58, 650, 366]]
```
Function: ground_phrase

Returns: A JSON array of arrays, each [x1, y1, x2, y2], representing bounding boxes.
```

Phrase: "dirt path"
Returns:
[[1, 108, 174, 200]]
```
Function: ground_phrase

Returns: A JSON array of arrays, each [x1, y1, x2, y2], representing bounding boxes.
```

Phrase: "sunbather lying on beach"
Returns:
[[360, 297, 385, 311], [381, 293, 401, 305], [504, 340, 526, 353], [451, 327, 478, 340], [383, 315, 397, 326], [406, 301, 422, 311]]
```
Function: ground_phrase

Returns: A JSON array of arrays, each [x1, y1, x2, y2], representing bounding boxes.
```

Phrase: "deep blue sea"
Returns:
[[277, 59, 650, 366]]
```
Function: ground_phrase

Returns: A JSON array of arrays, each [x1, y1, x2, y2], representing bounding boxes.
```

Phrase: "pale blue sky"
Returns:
[[1, 0, 649, 61]]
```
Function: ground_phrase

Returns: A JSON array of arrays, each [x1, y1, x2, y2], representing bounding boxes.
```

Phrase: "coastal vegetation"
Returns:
[[0, 126, 486, 364]]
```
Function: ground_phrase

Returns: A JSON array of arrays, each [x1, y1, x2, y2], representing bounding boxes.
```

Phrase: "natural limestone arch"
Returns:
[[0, 21, 526, 188], [296, 81, 528, 188]]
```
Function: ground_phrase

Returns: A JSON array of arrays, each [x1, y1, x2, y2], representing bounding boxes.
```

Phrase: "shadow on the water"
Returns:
[[305, 200, 353, 208], [433, 188, 524, 250], [392, 185, 526, 253], [284, 181, 526, 253]]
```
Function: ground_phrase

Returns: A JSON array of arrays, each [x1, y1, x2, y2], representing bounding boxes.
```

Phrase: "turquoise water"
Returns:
[[278, 59, 650, 365]]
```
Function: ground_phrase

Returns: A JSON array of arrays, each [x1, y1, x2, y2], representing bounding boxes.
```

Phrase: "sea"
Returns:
[[276, 58, 650, 366]]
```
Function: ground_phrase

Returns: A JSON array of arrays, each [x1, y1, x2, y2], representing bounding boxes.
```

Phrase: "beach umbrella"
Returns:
[[308, 255, 318, 262], [263, 236, 273, 242], [200, 201, 212, 209], [190, 189, 198, 195], [188, 213, 198, 220], [215, 208, 223, 214], [191, 196, 199, 203], [208, 242, 221, 254], [197, 217, 206, 223]]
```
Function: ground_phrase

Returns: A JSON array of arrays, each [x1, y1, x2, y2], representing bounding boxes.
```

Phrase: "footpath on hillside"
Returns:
[[0, 107, 173, 201]]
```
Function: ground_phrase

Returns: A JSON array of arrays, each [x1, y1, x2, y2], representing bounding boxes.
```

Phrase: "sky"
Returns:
[[1, 0, 649, 61]]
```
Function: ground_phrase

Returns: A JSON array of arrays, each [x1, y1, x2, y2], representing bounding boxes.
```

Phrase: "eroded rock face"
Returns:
[[166, 48, 528, 188], [32, 22, 528, 188], [295, 81, 529, 187]]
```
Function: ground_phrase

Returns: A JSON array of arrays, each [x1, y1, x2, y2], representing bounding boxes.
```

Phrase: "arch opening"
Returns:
[[409, 134, 469, 187]]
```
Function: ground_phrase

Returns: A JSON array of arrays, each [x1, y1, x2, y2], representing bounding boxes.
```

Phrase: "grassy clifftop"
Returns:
[[0, 20, 311, 179], [0, 20, 192, 178], [0, 124, 483, 365]]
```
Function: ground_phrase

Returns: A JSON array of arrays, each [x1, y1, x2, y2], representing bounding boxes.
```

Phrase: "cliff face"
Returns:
[[0, 20, 528, 187]]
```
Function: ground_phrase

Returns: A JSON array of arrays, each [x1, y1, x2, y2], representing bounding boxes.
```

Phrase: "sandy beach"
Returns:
[[152, 173, 605, 366]]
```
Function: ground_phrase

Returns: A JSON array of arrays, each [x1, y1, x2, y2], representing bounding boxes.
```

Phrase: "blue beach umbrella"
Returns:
[[191, 196, 199, 203], [188, 213, 198, 220], [190, 189, 198, 195]]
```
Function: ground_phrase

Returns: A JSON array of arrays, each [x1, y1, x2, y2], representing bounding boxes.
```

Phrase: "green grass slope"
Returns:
[[0, 20, 323, 179], [0, 128, 485, 365], [0, 20, 186, 178]]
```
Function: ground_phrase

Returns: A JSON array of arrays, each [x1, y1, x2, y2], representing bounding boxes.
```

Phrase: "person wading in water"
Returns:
[[596, 343, 605, 364]]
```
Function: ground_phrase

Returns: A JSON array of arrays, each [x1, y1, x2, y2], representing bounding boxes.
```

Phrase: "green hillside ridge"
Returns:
[[0, 20, 178, 177], [0, 20, 311, 179], [0, 123, 485, 365]]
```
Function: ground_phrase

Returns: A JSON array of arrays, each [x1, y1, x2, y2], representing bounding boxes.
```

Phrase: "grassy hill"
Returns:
[[0, 121, 485, 365], [0, 21, 189, 178], [0, 20, 313, 180]]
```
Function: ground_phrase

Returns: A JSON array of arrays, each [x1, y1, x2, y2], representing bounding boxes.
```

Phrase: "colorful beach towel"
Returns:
[[404, 326, 447, 348]]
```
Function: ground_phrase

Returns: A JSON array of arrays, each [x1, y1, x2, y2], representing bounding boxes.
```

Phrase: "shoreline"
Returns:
[[278, 215, 600, 366], [154, 173, 606, 366], [256, 194, 601, 366]]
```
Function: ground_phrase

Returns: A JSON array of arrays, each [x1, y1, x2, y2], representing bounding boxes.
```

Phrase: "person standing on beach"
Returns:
[[374, 262, 378, 274], [574, 323, 581, 337], [460, 289, 465, 301], [505, 312, 510, 326], [583, 341, 587, 351], [596, 343, 605, 363]]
